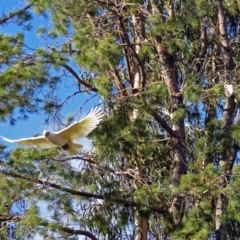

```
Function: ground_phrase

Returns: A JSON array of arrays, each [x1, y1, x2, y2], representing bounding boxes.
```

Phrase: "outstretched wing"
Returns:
[[1, 135, 56, 148], [55, 107, 104, 141]]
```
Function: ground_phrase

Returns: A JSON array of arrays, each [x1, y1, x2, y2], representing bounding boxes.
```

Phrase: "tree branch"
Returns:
[[40, 219, 99, 240], [0, 214, 98, 240], [62, 64, 98, 92], [5, 170, 166, 214], [152, 111, 179, 138], [193, 20, 208, 73], [0, 4, 31, 25]]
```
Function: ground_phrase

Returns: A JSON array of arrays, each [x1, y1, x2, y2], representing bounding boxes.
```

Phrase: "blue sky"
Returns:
[[0, 2, 98, 239], [0, 1, 99, 149]]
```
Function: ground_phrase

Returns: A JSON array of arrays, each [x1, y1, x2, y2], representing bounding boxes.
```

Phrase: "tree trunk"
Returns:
[[215, 1, 236, 238], [134, 211, 148, 240], [149, 0, 187, 226], [156, 45, 186, 225], [131, 13, 148, 240]]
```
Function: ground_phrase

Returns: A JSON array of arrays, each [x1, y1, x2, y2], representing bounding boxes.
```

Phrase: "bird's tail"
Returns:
[[67, 143, 83, 155]]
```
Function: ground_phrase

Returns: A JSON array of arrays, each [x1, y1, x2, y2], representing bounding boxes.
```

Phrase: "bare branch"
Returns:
[[62, 64, 98, 92]]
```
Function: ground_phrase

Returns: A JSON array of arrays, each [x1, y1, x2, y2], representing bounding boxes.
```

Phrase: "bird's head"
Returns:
[[43, 130, 50, 138]]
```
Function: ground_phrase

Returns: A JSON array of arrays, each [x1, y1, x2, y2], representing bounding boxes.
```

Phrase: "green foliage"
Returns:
[[19, 205, 40, 227], [230, 124, 240, 144], [94, 75, 113, 97], [172, 107, 185, 124], [1, 0, 240, 239], [184, 82, 202, 102]]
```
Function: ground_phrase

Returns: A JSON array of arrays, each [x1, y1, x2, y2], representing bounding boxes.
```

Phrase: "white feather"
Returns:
[[1, 135, 55, 148], [55, 107, 105, 141], [46, 132, 67, 146]]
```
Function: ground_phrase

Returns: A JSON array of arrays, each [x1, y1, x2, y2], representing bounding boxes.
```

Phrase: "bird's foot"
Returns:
[[62, 143, 69, 150]]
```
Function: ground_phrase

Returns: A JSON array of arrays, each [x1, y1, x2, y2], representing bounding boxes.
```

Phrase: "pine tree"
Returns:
[[1, 0, 240, 239]]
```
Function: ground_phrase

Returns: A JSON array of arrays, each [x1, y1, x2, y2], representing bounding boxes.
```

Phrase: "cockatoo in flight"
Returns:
[[1, 107, 104, 155]]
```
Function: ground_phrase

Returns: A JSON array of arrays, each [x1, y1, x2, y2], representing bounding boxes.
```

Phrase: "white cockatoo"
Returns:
[[1, 107, 104, 155], [224, 84, 235, 97]]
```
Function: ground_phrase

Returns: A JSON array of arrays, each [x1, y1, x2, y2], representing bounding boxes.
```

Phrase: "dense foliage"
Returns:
[[1, 0, 240, 239]]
